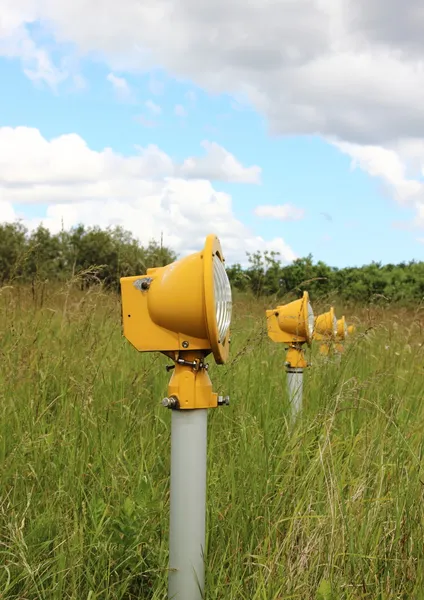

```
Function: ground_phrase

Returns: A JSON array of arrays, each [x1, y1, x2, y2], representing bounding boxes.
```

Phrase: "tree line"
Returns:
[[0, 222, 176, 290], [1, 222, 423, 304]]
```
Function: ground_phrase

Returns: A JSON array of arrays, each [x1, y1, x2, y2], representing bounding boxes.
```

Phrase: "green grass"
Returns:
[[1, 285, 424, 599]]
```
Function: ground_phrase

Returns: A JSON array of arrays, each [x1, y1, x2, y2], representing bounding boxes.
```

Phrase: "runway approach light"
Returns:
[[337, 316, 348, 340], [335, 315, 348, 354], [313, 307, 338, 356], [120, 234, 232, 600], [266, 291, 314, 417], [121, 233, 231, 368], [347, 324, 356, 336], [121, 234, 232, 410]]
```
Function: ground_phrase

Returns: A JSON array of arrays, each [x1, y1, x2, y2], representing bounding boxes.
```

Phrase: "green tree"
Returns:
[[0, 222, 27, 283]]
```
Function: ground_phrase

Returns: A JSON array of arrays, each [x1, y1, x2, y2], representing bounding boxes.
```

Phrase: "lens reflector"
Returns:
[[213, 255, 232, 342]]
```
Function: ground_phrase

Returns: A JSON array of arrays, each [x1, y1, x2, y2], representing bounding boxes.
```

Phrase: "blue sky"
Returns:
[[1, 5, 423, 267]]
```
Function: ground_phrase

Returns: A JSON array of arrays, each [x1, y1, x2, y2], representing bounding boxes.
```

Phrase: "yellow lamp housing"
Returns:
[[313, 307, 338, 342], [120, 234, 232, 365], [347, 324, 356, 335], [336, 316, 348, 341], [266, 291, 314, 345]]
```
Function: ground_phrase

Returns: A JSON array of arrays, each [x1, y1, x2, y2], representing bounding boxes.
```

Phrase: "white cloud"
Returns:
[[7, 0, 424, 145], [254, 203, 305, 221], [5, 1, 424, 231], [145, 99, 162, 114], [106, 72, 131, 99], [0, 8, 68, 90], [331, 139, 424, 227], [0, 202, 17, 223], [174, 104, 187, 117], [0, 126, 293, 264], [180, 141, 261, 183]]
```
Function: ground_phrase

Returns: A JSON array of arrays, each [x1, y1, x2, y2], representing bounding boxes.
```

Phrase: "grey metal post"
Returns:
[[168, 409, 208, 600], [286, 367, 304, 418]]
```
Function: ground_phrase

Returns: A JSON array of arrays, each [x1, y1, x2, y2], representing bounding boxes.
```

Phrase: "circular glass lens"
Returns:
[[307, 302, 314, 339], [213, 255, 232, 342]]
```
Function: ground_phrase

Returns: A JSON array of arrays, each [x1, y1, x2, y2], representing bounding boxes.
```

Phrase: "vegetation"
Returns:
[[1, 222, 423, 304], [0, 222, 176, 291], [227, 251, 424, 304], [1, 282, 424, 598]]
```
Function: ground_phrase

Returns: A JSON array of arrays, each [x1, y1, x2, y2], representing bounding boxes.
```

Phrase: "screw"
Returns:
[[162, 396, 178, 409], [218, 395, 230, 406], [182, 341, 189, 348]]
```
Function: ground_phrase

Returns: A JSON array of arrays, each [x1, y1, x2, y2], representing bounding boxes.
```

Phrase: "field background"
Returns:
[[1, 283, 424, 599]]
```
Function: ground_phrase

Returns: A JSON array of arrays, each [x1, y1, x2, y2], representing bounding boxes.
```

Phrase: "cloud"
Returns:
[[0, 126, 293, 264], [5, 1, 424, 231], [0, 202, 17, 223], [346, 0, 424, 58], [145, 99, 162, 115], [174, 104, 187, 117], [8, 0, 424, 145], [106, 72, 132, 99], [331, 139, 424, 227], [180, 141, 261, 183], [0, 5, 68, 90], [254, 203, 305, 221]]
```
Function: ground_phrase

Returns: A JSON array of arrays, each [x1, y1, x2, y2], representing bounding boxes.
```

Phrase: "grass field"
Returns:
[[1, 283, 424, 599]]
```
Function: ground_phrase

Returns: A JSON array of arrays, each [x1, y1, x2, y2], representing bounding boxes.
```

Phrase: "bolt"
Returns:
[[218, 395, 230, 406], [162, 396, 178, 409], [182, 341, 189, 348]]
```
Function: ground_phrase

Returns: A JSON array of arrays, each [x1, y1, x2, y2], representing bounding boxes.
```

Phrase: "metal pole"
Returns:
[[168, 409, 208, 600], [286, 367, 303, 418]]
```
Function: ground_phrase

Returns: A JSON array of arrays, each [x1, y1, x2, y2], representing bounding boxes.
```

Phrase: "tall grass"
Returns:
[[1, 284, 424, 599]]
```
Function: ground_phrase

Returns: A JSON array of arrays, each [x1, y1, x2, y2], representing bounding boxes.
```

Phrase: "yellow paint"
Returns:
[[336, 316, 348, 341], [120, 234, 231, 365], [313, 307, 337, 342], [285, 345, 308, 369], [319, 342, 331, 356], [167, 351, 218, 410], [347, 324, 356, 335], [266, 291, 314, 345]]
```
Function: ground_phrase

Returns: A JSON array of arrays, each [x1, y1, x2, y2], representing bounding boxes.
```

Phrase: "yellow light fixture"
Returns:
[[120, 234, 231, 364], [266, 291, 314, 345], [120, 234, 232, 409], [314, 307, 338, 356], [347, 324, 356, 336], [266, 291, 314, 369], [336, 316, 348, 341], [313, 307, 337, 341]]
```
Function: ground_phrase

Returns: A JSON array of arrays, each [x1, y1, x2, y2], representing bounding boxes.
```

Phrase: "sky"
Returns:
[[0, 0, 424, 268]]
